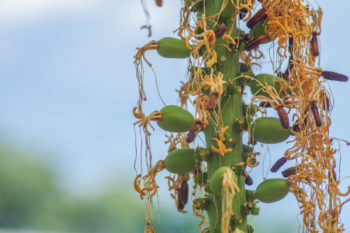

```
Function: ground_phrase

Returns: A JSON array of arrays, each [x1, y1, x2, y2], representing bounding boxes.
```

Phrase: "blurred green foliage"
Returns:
[[0, 145, 195, 233], [0, 146, 60, 228]]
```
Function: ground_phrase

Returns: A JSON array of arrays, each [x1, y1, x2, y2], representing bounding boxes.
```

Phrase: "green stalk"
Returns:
[[203, 3, 248, 232]]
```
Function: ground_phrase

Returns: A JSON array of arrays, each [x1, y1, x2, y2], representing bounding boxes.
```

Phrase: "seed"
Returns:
[[214, 24, 228, 39], [276, 107, 290, 129], [310, 32, 319, 56], [282, 166, 296, 177], [247, 8, 267, 29], [164, 148, 196, 173], [158, 105, 194, 132], [157, 37, 191, 58], [255, 178, 290, 203], [245, 35, 268, 51], [177, 179, 189, 211], [310, 102, 322, 127], [270, 157, 287, 172], [322, 71, 349, 82], [252, 117, 291, 144]]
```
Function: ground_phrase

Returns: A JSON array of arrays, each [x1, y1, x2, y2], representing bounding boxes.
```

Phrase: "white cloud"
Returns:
[[0, 0, 97, 24]]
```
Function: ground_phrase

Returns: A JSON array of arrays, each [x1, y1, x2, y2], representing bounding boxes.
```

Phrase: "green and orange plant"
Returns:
[[133, 0, 350, 232]]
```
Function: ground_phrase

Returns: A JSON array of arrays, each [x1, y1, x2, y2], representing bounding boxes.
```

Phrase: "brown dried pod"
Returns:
[[322, 96, 330, 111], [328, 169, 337, 182], [288, 37, 294, 54], [155, 0, 162, 7], [270, 157, 287, 172], [292, 122, 301, 133], [276, 107, 290, 129], [322, 71, 349, 82], [259, 101, 272, 108], [282, 166, 297, 177], [311, 102, 322, 127], [214, 24, 228, 39], [245, 35, 268, 51], [177, 179, 189, 211], [207, 92, 219, 111], [245, 175, 253, 186], [283, 57, 294, 79], [292, 114, 308, 133], [243, 34, 251, 42], [186, 121, 202, 143], [247, 8, 267, 29], [277, 71, 289, 81], [310, 32, 319, 56]]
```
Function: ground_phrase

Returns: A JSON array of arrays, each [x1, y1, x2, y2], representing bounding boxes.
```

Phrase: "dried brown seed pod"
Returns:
[[245, 35, 268, 51], [247, 8, 267, 29], [282, 166, 297, 177], [288, 37, 294, 54], [186, 121, 202, 143], [283, 57, 294, 79], [311, 102, 322, 127], [207, 92, 219, 111], [292, 114, 308, 133], [245, 175, 253, 186], [259, 101, 272, 108], [155, 0, 162, 7], [277, 107, 290, 129], [214, 24, 228, 39], [322, 71, 349, 82], [310, 32, 319, 56], [271, 157, 287, 172], [177, 179, 189, 210]]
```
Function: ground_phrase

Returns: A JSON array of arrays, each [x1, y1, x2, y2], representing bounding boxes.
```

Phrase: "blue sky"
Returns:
[[0, 0, 349, 231]]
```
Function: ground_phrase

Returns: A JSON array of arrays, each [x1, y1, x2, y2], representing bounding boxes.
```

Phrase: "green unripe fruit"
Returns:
[[216, 0, 236, 17], [157, 105, 194, 132], [255, 178, 290, 203], [248, 73, 286, 97], [209, 167, 237, 195], [252, 117, 291, 144], [157, 37, 190, 58], [251, 21, 268, 39], [204, 0, 240, 17], [164, 148, 196, 173]]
